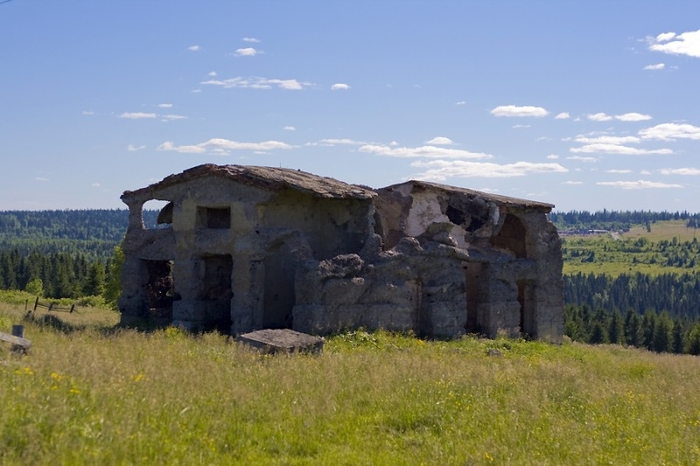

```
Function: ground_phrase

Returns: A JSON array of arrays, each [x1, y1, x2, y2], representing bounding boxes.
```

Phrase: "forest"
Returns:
[[2, 209, 700, 354]]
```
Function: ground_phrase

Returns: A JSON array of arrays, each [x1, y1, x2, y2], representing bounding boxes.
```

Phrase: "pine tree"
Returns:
[[608, 309, 624, 344]]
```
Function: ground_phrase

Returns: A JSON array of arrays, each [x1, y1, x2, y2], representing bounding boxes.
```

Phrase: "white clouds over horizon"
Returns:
[[157, 138, 293, 154], [409, 159, 567, 180], [555, 112, 570, 120], [201, 77, 310, 90], [359, 144, 491, 159], [597, 180, 683, 189], [570, 143, 672, 155], [490, 105, 549, 117], [331, 83, 350, 90], [648, 29, 700, 58]]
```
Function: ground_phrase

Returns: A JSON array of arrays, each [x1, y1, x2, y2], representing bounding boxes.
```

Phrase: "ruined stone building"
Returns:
[[119, 164, 563, 342]]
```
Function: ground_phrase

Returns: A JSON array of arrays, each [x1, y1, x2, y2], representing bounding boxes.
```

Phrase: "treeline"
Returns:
[[564, 272, 700, 320], [551, 209, 700, 231], [0, 210, 159, 260], [0, 248, 118, 299], [564, 304, 700, 355]]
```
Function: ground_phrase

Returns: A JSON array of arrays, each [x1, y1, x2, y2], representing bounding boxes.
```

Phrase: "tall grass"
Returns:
[[2, 303, 700, 464]]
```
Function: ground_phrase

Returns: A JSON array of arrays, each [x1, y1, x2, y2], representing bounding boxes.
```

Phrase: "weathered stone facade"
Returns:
[[119, 164, 563, 342]]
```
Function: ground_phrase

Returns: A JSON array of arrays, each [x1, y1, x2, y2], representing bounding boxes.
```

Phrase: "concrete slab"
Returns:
[[237, 328, 324, 354]]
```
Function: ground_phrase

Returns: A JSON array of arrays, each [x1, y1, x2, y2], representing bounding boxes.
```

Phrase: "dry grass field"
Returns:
[[2, 300, 700, 464]]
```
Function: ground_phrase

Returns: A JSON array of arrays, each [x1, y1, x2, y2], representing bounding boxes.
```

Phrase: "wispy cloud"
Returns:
[[512, 124, 531, 129], [606, 169, 632, 174], [455, 101, 466, 106], [307, 139, 368, 147], [119, 112, 157, 119], [201, 77, 311, 90], [425, 137, 453, 145], [234, 47, 261, 57], [588, 113, 613, 122], [639, 123, 700, 141], [648, 29, 700, 58], [490, 105, 548, 117], [158, 103, 173, 108], [597, 180, 683, 189], [563, 181, 583, 185], [161, 114, 187, 121], [157, 138, 293, 154], [35, 177, 49, 182], [566, 156, 599, 163], [331, 83, 350, 90], [409, 159, 567, 180], [359, 144, 492, 159], [615, 113, 652, 122], [283, 126, 296, 131], [574, 135, 641, 144], [242, 37, 260, 43], [547, 155, 560, 160], [127, 144, 146, 151], [644, 63, 665, 70], [187, 45, 201, 52], [555, 112, 570, 120], [660, 168, 700, 175], [82, 110, 95, 115], [570, 143, 672, 155]]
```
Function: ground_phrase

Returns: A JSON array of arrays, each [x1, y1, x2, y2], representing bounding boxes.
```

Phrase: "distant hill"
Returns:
[[0, 210, 160, 259]]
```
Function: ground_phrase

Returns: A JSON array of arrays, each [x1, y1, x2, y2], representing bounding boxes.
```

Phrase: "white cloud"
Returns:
[[660, 168, 700, 175], [157, 138, 293, 154], [425, 137, 453, 145], [574, 135, 641, 144], [35, 177, 49, 182], [597, 180, 683, 189], [455, 101, 466, 106], [331, 83, 350, 90], [640, 170, 652, 175], [570, 143, 672, 155], [512, 124, 531, 129], [547, 154, 559, 160], [563, 181, 583, 185], [639, 123, 700, 141], [201, 77, 310, 90], [307, 138, 367, 147], [243, 37, 260, 43], [588, 113, 613, 122], [91, 183, 101, 188], [409, 159, 567, 180], [567, 156, 598, 163], [234, 47, 260, 57], [644, 63, 665, 70], [615, 113, 652, 122], [606, 169, 632, 174], [161, 114, 187, 121], [208, 71, 217, 77], [284, 126, 296, 131], [191, 89, 201, 93], [187, 45, 201, 52], [359, 144, 492, 159], [648, 29, 700, 58], [158, 103, 173, 108], [119, 112, 157, 119], [490, 105, 548, 117], [127, 144, 146, 151], [554, 112, 570, 120], [82, 110, 95, 115]]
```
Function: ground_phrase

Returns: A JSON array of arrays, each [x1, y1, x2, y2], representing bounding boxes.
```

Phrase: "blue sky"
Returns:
[[1, 1, 699, 212]]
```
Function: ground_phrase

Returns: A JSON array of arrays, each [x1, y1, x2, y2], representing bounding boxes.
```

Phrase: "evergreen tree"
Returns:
[[608, 309, 624, 344], [653, 313, 672, 353], [671, 319, 685, 354]]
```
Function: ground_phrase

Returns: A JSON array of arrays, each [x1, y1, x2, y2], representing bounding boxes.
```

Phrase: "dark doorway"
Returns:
[[145, 260, 174, 319], [263, 244, 295, 329], [464, 262, 482, 333], [201, 255, 233, 331]]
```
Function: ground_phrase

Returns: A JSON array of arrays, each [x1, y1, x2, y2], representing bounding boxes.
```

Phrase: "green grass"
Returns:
[[2, 302, 700, 464], [562, 220, 700, 277]]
